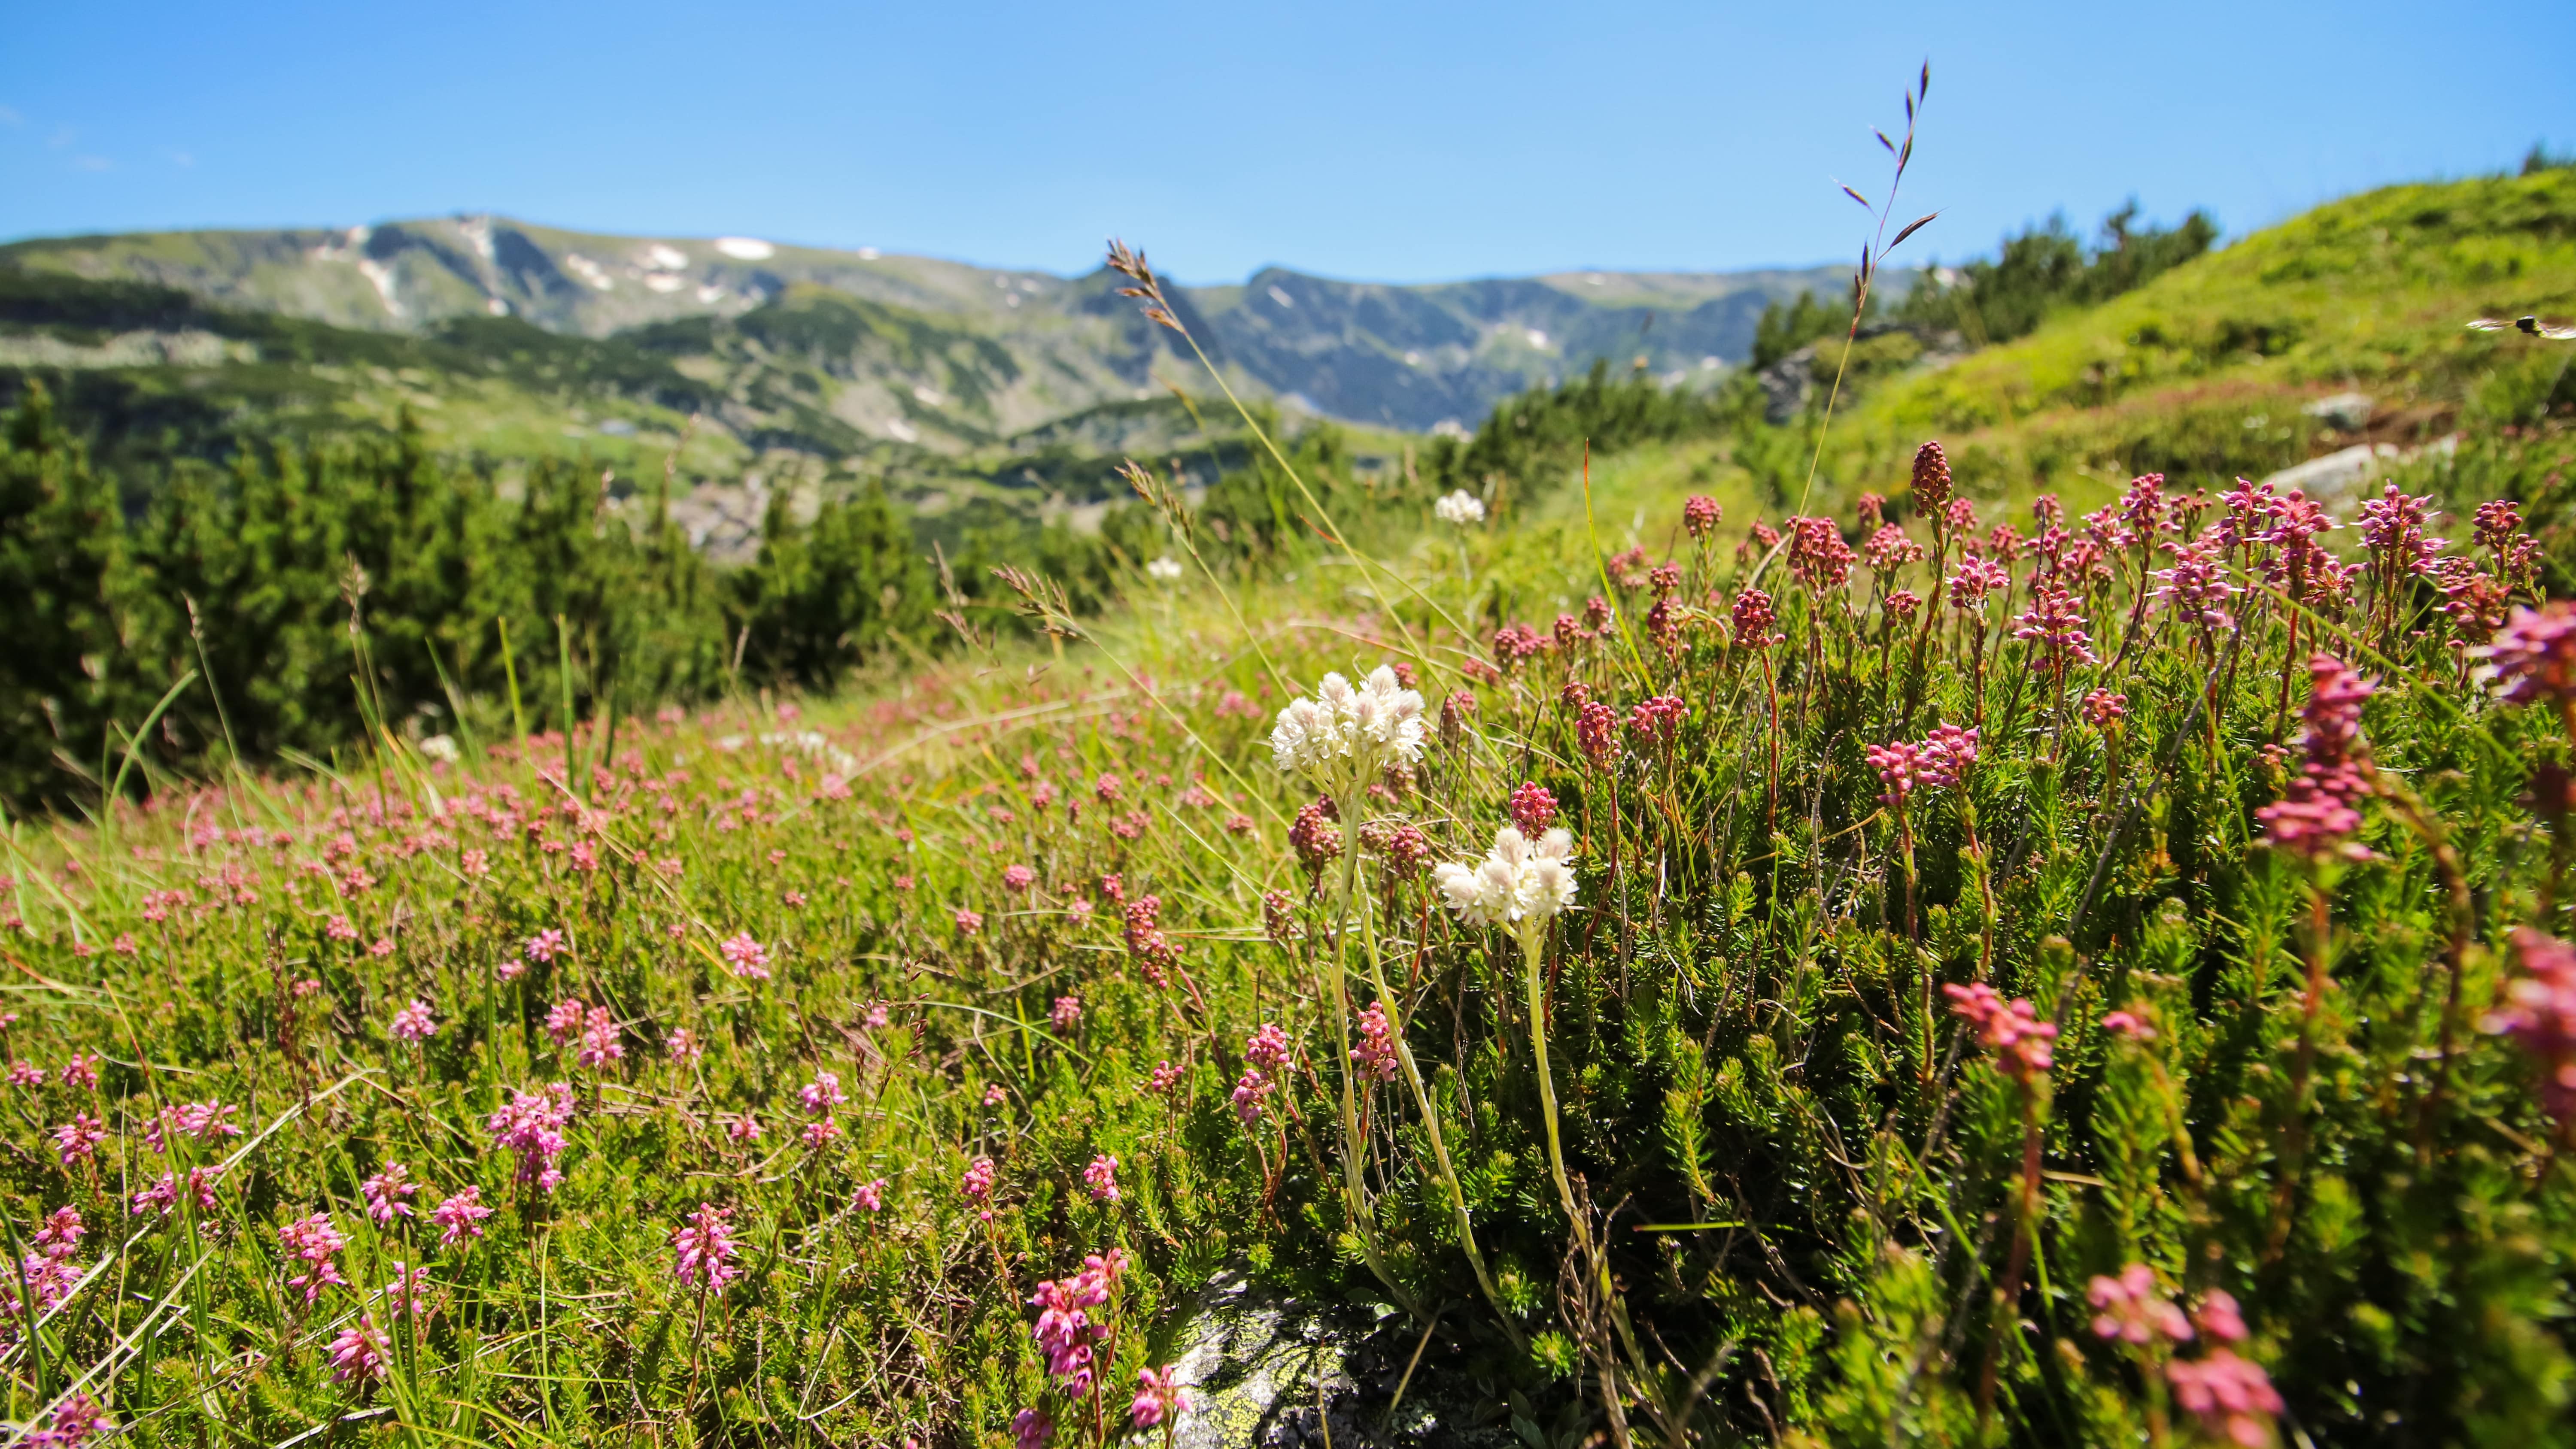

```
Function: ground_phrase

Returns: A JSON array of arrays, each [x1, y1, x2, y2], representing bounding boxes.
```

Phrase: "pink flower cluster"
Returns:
[[1943, 983, 2057, 1082], [1863, 726, 1978, 806], [1577, 700, 1621, 770], [486, 1082, 577, 1193], [3, 1207, 85, 1331], [2254, 654, 2376, 860], [433, 1185, 494, 1247], [1786, 515, 1855, 590], [327, 1315, 389, 1384], [2084, 1266, 2277, 1442], [1233, 1023, 1290, 1125], [389, 999, 438, 1042], [1289, 800, 1343, 875], [143, 1099, 243, 1153], [719, 932, 772, 979], [1122, 895, 1183, 985], [2011, 582, 2097, 678], [2487, 928, 2576, 1126], [1728, 587, 1778, 651], [1084, 1153, 1120, 1203], [1028, 1248, 1129, 1396], [1132, 1363, 1191, 1428], [1628, 695, 1686, 746], [962, 1155, 999, 1220], [2484, 600, 2576, 706], [1351, 1002, 1399, 1083], [277, 1210, 350, 1303], [1508, 782, 1558, 834], [670, 1203, 741, 1290], [361, 1162, 418, 1225]]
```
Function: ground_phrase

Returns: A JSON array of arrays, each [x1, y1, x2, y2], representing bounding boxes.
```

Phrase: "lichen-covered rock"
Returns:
[[1161, 1270, 1521, 1449]]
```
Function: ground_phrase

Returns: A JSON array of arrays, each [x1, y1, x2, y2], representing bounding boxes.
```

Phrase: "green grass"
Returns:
[[8, 382, 2576, 1443]]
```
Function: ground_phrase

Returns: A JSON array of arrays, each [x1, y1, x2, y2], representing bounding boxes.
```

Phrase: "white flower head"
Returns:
[[1269, 667, 1427, 782], [1146, 556, 1184, 582], [1433, 826, 1577, 928], [1434, 490, 1488, 526]]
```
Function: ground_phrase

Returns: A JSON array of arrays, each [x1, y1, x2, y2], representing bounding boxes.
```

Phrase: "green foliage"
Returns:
[[1899, 201, 2220, 347], [1753, 290, 1852, 371]]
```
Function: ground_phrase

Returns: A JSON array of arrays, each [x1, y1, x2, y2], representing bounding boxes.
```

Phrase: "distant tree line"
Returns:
[[1749, 201, 2220, 367]]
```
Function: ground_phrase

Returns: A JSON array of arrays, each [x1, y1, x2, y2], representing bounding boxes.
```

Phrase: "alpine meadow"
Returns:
[[11, 70, 2576, 1449]]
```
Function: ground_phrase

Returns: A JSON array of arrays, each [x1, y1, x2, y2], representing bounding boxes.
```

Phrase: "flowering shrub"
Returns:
[[4, 419, 2575, 1446]]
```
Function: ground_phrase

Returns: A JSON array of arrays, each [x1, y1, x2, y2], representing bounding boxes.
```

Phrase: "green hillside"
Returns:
[[1823, 167, 2576, 506]]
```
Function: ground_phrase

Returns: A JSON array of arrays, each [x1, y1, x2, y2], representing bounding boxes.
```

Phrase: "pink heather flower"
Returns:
[[1028, 1248, 1129, 1395], [278, 1211, 351, 1303], [666, 1028, 702, 1062], [2483, 601, 2576, 706], [144, 1099, 243, 1152], [2166, 1349, 2283, 1448], [2151, 534, 2239, 633], [325, 914, 359, 943], [33, 1206, 83, 1258], [1628, 694, 1687, 746], [1943, 983, 2058, 1082], [727, 1114, 763, 1143], [671, 1203, 741, 1291], [523, 928, 565, 964], [130, 1167, 221, 1218], [954, 908, 984, 937], [2088, 1264, 2193, 1345], [1230, 1068, 1274, 1126], [1002, 864, 1037, 892], [30, 1393, 108, 1448], [486, 1083, 577, 1193], [52, 1114, 106, 1167], [576, 1007, 624, 1069], [2196, 1289, 2250, 1343], [61, 1053, 100, 1091], [1728, 587, 1778, 650], [461, 848, 490, 879], [2356, 482, 2446, 578], [1289, 800, 1343, 876], [1865, 524, 1925, 572], [2100, 1010, 2158, 1040], [1012, 1408, 1054, 1449], [2486, 928, 2576, 1126], [2083, 689, 2129, 728], [1051, 996, 1084, 1032], [326, 1315, 389, 1384], [432, 1187, 494, 1248], [1683, 493, 1722, 540], [801, 1118, 841, 1148], [361, 1163, 419, 1225], [1148, 1060, 1183, 1094], [853, 1179, 887, 1213], [389, 999, 438, 1043], [1864, 741, 1923, 806], [720, 933, 772, 979], [962, 1156, 997, 1201], [982, 1083, 1008, 1107], [1351, 1002, 1399, 1083], [2012, 582, 2097, 677], [382, 1260, 432, 1319], [2256, 655, 2378, 861], [1244, 1023, 1291, 1074], [1786, 515, 1856, 590], [544, 997, 586, 1047], [1507, 782, 1558, 835], [1577, 700, 1622, 772], [1948, 555, 2011, 611], [800, 1071, 848, 1115], [1084, 1153, 1121, 1203], [9, 1061, 42, 1088], [1132, 1363, 1192, 1428]]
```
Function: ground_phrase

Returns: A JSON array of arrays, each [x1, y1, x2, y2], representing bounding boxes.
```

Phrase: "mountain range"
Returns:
[[0, 215, 1874, 442]]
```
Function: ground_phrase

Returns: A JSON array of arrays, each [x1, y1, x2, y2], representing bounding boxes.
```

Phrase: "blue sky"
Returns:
[[3, 1, 2569, 284]]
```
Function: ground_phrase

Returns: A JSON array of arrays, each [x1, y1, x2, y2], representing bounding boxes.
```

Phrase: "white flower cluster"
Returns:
[[1434, 490, 1488, 526], [1269, 667, 1428, 780], [1433, 827, 1578, 928], [1146, 556, 1185, 581]]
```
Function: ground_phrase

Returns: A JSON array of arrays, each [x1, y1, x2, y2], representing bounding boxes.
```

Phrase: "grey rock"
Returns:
[[2301, 391, 2375, 432], [1159, 1271, 1521, 1449]]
